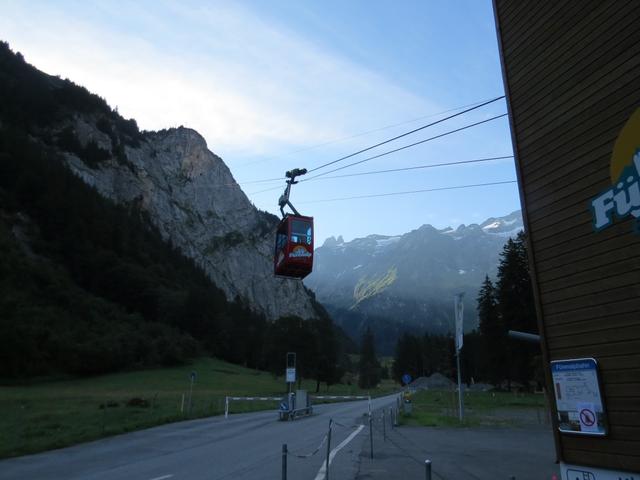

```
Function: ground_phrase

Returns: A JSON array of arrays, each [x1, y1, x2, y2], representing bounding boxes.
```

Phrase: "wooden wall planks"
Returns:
[[494, 0, 640, 471]]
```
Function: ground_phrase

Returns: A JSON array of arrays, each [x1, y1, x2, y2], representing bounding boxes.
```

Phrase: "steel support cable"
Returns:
[[305, 155, 513, 181], [297, 180, 518, 204], [237, 96, 505, 187], [306, 96, 505, 174], [246, 154, 512, 196], [301, 113, 508, 182], [237, 95, 505, 167]]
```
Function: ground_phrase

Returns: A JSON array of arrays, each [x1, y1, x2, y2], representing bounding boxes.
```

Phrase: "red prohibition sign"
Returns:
[[580, 408, 596, 427]]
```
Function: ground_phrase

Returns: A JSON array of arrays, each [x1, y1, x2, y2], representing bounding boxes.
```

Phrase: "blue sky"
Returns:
[[0, 0, 520, 243]]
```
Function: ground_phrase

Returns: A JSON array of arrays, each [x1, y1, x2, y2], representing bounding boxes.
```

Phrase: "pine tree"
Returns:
[[477, 275, 505, 386], [358, 328, 381, 389], [312, 317, 341, 392], [392, 333, 423, 382], [496, 231, 539, 390]]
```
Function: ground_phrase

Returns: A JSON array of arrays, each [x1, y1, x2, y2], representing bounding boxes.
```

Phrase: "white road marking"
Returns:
[[313, 424, 365, 480], [149, 475, 173, 480]]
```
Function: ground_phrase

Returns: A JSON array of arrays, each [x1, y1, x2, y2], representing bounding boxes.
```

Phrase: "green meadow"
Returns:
[[398, 389, 549, 428], [0, 357, 397, 458]]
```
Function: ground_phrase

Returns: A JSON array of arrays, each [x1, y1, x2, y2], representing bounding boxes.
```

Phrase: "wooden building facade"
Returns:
[[493, 1, 640, 476]]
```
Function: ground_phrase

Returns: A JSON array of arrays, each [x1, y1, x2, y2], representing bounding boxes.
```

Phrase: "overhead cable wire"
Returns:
[[246, 115, 509, 195], [236, 95, 505, 167], [235, 96, 505, 186], [302, 113, 508, 181], [304, 155, 513, 182], [246, 151, 512, 196], [297, 180, 518, 204], [248, 184, 285, 196], [306, 95, 505, 174]]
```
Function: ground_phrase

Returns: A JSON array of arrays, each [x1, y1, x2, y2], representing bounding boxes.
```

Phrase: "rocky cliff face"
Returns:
[[61, 115, 317, 320]]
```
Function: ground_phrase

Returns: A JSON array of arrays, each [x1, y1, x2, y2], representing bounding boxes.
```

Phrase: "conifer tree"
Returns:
[[358, 328, 381, 389], [496, 231, 538, 390], [477, 275, 505, 385]]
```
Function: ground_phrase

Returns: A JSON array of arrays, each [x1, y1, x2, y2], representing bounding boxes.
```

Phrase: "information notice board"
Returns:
[[551, 358, 607, 436]]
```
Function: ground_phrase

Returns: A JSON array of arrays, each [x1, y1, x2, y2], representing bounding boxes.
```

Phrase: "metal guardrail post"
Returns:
[[282, 444, 287, 480], [425, 459, 432, 480], [382, 409, 386, 441], [325, 419, 332, 480], [369, 413, 373, 459]]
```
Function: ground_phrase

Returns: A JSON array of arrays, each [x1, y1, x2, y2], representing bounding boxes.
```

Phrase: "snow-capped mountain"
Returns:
[[479, 210, 524, 237], [304, 211, 523, 353]]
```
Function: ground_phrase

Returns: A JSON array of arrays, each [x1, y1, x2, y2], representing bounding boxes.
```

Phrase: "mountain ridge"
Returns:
[[305, 210, 523, 353], [0, 41, 320, 321]]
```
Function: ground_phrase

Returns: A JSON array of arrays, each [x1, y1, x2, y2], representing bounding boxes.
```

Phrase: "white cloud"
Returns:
[[0, 1, 435, 158]]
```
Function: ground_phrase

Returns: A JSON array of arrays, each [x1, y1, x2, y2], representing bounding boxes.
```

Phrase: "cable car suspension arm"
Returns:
[[278, 168, 307, 217]]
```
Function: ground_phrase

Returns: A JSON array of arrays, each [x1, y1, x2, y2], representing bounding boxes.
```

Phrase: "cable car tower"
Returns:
[[274, 168, 314, 279]]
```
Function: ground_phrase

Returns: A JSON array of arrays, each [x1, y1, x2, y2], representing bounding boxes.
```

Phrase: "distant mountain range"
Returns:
[[304, 211, 523, 354]]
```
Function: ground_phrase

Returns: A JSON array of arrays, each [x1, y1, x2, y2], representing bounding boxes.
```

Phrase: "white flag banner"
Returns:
[[454, 293, 464, 352]]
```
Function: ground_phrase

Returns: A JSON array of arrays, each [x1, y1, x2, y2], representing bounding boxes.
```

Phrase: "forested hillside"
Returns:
[[391, 232, 541, 389], [0, 42, 343, 383]]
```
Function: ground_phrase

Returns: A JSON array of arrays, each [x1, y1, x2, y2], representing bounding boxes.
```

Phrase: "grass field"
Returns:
[[398, 389, 549, 428], [0, 358, 398, 459]]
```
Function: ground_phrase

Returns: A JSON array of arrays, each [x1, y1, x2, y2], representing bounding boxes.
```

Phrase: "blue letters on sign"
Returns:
[[551, 358, 597, 372]]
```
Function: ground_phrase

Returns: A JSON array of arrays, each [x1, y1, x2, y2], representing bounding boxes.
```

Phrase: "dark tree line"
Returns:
[[358, 328, 382, 389], [392, 332, 455, 382], [476, 232, 540, 389], [392, 232, 540, 390]]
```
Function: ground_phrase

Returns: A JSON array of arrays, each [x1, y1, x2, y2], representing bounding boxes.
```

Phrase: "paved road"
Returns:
[[0, 395, 397, 480], [354, 421, 559, 479]]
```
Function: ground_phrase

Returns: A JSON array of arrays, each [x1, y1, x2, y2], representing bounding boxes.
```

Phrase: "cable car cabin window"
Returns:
[[290, 219, 312, 245], [275, 232, 287, 253]]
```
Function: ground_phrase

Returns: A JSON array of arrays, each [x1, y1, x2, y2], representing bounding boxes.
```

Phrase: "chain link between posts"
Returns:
[[287, 433, 328, 459], [331, 419, 363, 429], [286, 417, 363, 460]]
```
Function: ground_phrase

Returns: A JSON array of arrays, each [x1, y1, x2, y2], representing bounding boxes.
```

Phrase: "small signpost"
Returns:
[[188, 371, 197, 415], [286, 352, 296, 394], [286, 368, 296, 383], [402, 374, 412, 386], [551, 358, 606, 436]]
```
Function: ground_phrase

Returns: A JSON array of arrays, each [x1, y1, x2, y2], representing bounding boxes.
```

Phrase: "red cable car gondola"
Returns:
[[274, 168, 314, 279]]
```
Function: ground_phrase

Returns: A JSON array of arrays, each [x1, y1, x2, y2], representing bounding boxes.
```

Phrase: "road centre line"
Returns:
[[313, 424, 365, 480]]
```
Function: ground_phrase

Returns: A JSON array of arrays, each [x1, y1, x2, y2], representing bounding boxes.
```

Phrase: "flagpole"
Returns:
[[457, 348, 463, 421], [454, 293, 465, 421]]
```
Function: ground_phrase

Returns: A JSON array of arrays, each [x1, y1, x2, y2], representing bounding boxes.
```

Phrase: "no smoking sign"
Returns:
[[580, 408, 595, 427], [578, 403, 599, 433]]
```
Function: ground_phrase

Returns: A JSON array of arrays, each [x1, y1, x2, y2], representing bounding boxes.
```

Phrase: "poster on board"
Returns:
[[551, 358, 607, 436]]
